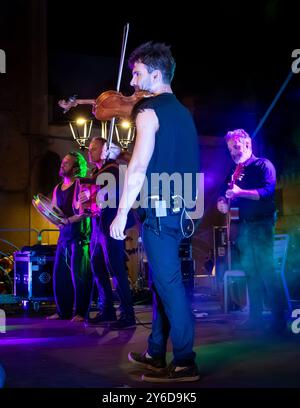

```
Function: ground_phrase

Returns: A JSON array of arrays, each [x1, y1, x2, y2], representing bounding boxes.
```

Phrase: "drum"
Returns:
[[32, 194, 65, 226]]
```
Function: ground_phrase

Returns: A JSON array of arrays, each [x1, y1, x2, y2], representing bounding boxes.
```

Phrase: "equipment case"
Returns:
[[14, 247, 55, 301]]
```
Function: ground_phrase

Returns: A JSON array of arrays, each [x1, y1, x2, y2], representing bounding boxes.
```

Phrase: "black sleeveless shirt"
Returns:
[[133, 93, 200, 205], [56, 182, 90, 243]]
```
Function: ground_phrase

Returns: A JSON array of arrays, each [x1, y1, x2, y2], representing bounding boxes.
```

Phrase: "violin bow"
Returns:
[[105, 23, 130, 161]]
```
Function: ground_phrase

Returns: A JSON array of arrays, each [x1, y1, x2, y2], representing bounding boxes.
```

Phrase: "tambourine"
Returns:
[[32, 194, 65, 227]]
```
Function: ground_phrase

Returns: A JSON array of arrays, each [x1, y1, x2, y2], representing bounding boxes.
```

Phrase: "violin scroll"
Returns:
[[58, 95, 78, 113]]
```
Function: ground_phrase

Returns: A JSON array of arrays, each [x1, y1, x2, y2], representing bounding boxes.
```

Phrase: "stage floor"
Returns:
[[1, 297, 300, 389]]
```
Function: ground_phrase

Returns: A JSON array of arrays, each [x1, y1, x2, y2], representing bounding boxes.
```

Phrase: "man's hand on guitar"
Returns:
[[217, 198, 229, 214], [225, 184, 242, 199]]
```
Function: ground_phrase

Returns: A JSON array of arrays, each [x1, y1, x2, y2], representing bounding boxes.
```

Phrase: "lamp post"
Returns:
[[69, 117, 93, 150], [114, 120, 136, 151], [69, 117, 135, 152], [100, 119, 135, 151]]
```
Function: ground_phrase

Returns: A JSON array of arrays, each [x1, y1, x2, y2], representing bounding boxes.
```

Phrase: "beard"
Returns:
[[59, 168, 73, 177], [89, 154, 101, 164], [231, 152, 243, 164], [231, 149, 251, 164], [135, 77, 152, 93]]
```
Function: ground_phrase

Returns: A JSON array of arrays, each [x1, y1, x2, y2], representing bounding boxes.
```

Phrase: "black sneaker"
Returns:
[[128, 351, 166, 371], [142, 362, 200, 383], [86, 311, 117, 325], [109, 316, 136, 330]]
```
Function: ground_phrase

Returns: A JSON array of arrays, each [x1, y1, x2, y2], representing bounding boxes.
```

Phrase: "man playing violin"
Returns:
[[110, 42, 200, 382], [80, 137, 136, 328]]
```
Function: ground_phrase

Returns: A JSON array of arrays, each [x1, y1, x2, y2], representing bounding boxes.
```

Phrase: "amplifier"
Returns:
[[14, 247, 55, 300]]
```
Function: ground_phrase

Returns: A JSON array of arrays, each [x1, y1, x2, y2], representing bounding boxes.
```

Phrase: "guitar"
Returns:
[[226, 163, 244, 269]]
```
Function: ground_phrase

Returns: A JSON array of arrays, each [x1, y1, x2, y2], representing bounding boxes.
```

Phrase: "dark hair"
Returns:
[[128, 41, 176, 84], [67, 151, 88, 177], [91, 136, 106, 145]]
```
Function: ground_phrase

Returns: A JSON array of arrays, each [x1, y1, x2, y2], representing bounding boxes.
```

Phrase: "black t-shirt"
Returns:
[[223, 155, 276, 222]]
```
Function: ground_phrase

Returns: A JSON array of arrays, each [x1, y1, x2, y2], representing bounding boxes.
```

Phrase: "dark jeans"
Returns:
[[142, 212, 196, 366], [237, 220, 286, 321], [90, 227, 134, 318], [53, 239, 92, 318]]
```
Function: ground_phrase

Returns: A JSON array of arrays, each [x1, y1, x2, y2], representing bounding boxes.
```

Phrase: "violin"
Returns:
[[58, 89, 153, 121]]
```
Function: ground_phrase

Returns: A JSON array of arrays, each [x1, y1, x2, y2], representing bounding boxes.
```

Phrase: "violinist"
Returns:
[[80, 137, 136, 328], [110, 42, 200, 382]]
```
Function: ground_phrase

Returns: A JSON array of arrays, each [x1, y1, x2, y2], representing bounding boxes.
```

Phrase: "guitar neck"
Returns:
[[225, 163, 244, 270]]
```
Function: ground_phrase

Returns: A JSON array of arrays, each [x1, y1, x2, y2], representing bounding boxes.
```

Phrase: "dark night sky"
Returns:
[[2, 1, 299, 174], [47, 0, 299, 98], [46, 0, 300, 175]]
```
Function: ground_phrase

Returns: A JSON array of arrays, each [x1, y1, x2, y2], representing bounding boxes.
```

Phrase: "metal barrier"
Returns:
[[37, 229, 59, 243], [0, 228, 59, 247]]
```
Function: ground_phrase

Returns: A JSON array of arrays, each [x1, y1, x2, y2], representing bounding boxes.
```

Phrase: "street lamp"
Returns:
[[100, 120, 135, 151], [69, 118, 135, 151], [69, 117, 93, 150], [114, 120, 136, 151]]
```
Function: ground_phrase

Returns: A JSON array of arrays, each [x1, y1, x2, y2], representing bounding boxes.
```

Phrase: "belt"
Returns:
[[145, 195, 184, 216]]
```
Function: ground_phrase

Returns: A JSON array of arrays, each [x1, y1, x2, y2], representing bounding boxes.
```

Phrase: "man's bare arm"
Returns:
[[118, 109, 158, 215], [110, 109, 158, 239]]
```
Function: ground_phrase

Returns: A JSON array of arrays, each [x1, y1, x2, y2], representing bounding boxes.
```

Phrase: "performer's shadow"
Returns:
[[85, 324, 136, 345]]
